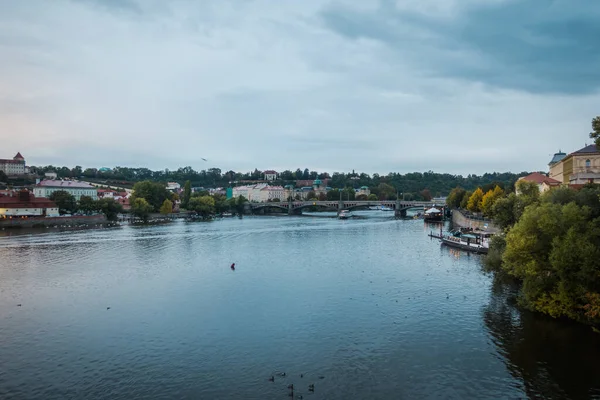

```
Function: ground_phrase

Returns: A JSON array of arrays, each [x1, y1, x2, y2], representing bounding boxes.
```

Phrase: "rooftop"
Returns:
[[264, 170, 277, 174], [548, 151, 566, 165], [572, 144, 599, 155], [0, 191, 56, 208], [519, 172, 561, 185], [36, 180, 96, 189]]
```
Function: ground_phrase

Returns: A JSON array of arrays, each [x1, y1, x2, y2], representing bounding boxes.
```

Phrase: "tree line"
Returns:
[[48, 191, 123, 221], [25, 163, 528, 201]]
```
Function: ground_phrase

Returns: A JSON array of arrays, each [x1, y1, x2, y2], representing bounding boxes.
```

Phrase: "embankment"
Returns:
[[0, 215, 107, 229]]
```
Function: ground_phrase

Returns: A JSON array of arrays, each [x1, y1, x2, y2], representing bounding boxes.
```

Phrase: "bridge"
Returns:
[[247, 200, 438, 217]]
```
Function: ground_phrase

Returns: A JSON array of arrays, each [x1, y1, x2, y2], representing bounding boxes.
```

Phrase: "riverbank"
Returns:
[[0, 215, 107, 229], [452, 208, 499, 232]]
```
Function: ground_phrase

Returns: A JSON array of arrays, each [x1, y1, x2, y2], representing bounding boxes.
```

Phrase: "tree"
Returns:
[[182, 180, 191, 208], [189, 195, 215, 219], [356, 194, 368, 200], [0, 170, 7, 183], [376, 183, 396, 200], [589, 115, 600, 147], [160, 199, 173, 215], [515, 180, 540, 198], [490, 194, 518, 230], [49, 190, 77, 215], [78, 195, 97, 215], [97, 198, 123, 221], [131, 181, 170, 212], [446, 187, 466, 209], [481, 186, 504, 216], [466, 188, 484, 212], [368, 193, 378, 201], [420, 189, 432, 201], [460, 191, 472, 209], [130, 198, 153, 223], [306, 190, 317, 200]]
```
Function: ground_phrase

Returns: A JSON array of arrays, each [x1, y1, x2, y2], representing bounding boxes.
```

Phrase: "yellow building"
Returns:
[[549, 145, 600, 184]]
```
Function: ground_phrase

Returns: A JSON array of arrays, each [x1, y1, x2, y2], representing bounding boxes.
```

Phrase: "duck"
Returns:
[[308, 384, 315, 392], [268, 376, 274, 382]]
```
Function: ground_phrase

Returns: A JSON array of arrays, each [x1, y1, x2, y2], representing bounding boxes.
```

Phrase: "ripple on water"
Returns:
[[1, 217, 599, 399]]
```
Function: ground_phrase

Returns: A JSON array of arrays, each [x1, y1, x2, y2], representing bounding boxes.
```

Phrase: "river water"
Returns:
[[0, 214, 599, 400]]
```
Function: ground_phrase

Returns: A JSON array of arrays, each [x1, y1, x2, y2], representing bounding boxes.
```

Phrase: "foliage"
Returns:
[[481, 186, 504, 216], [446, 187, 466, 209], [78, 195, 97, 215], [182, 180, 191, 208], [356, 194, 368, 200], [420, 189, 432, 201], [459, 190, 471, 208], [483, 234, 506, 273], [188, 195, 216, 219], [367, 194, 378, 201], [466, 188, 484, 212], [306, 191, 317, 200], [159, 199, 173, 215], [515, 180, 540, 198], [489, 184, 600, 327], [589, 115, 600, 147], [97, 198, 123, 221], [131, 181, 170, 212], [130, 198, 153, 223], [0, 170, 7, 183], [49, 190, 77, 215]]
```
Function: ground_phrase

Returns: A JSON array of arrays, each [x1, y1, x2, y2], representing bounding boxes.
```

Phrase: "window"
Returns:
[[586, 159, 591, 168]]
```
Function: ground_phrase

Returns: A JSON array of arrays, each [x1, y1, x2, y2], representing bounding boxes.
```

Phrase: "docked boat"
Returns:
[[440, 229, 491, 254], [368, 205, 393, 211], [424, 207, 443, 222], [338, 210, 353, 219]]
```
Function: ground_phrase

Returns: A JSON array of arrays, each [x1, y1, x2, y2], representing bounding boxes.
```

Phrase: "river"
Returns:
[[1, 214, 599, 399]]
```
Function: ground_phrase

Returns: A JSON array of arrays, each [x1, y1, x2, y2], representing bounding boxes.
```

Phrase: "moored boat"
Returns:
[[440, 229, 492, 254], [424, 207, 443, 222], [338, 210, 353, 219]]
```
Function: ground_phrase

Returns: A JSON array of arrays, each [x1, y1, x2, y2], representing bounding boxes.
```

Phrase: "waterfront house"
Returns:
[[34, 180, 98, 200], [0, 190, 59, 218], [549, 145, 600, 184], [516, 172, 561, 193], [0, 152, 26, 176]]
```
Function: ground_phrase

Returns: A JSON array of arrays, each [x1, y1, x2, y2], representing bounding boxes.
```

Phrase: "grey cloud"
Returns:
[[320, 0, 600, 94]]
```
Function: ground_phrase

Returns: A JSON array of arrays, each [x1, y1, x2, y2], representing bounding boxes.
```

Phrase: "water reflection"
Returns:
[[483, 274, 600, 400]]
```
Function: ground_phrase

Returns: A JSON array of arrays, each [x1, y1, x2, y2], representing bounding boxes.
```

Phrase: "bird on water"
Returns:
[[231, 263, 235, 271]]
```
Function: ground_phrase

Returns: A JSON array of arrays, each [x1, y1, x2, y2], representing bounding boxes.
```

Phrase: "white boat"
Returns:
[[338, 210, 353, 219], [368, 205, 393, 211]]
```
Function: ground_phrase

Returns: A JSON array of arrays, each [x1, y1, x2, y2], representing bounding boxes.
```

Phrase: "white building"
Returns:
[[167, 182, 181, 191], [34, 180, 98, 200], [0, 152, 26, 175], [44, 171, 58, 180], [0, 191, 59, 218], [264, 170, 278, 181], [231, 183, 284, 202], [257, 185, 284, 202]]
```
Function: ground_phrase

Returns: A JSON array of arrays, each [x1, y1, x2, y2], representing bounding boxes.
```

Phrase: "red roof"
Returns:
[[519, 172, 560, 185], [14, 152, 24, 160], [264, 170, 278, 174], [0, 192, 56, 208]]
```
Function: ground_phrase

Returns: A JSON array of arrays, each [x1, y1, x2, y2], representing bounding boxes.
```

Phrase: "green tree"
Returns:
[[49, 190, 77, 215], [97, 198, 123, 221], [131, 181, 170, 212], [446, 187, 466, 209], [490, 194, 518, 230], [420, 189, 432, 201], [589, 115, 600, 147], [367, 193, 378, 201], [78, 195, 98, 215], [131, 198, 153, 222], [189, 195, 215, 219], [376, 183, 396, 200], [182, 180, 191, 208], [159, 199, 173, 215], [466, 188, 484, 212], [515, 180, 540, 198], [460, 191, 472, 209]]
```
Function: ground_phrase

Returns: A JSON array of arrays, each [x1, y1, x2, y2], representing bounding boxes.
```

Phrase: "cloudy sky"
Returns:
[[1, 0, 599, 175]]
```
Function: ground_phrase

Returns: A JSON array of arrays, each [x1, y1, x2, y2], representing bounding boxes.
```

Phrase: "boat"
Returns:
[[424, 207, 443, 222], [338, 210, 353, 219], [439, 229, 492, 254], [368, 205, 393, 211]]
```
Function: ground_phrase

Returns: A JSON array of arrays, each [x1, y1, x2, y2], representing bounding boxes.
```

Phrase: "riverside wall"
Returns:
[[452, 209, 498, 231], [0, 215, 107, 228]]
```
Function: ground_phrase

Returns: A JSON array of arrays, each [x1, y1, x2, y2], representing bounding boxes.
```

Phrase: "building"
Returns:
[[167, 182, 181, 191], [45, 171, 58, 180], [517, 172, 561, 194], [231, 184, 284, 202], [356, 186, 370, 197], [263, 170, 278, 181], [549, 145, 600, 184], [0, 152, 26, 175], [34, 180, 98, 200], [258, 185, 284, 202], [0, 190, 59, 218]]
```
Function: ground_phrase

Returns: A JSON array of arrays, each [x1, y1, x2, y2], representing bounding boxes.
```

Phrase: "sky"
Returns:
[[1, 0, 599, 175]]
